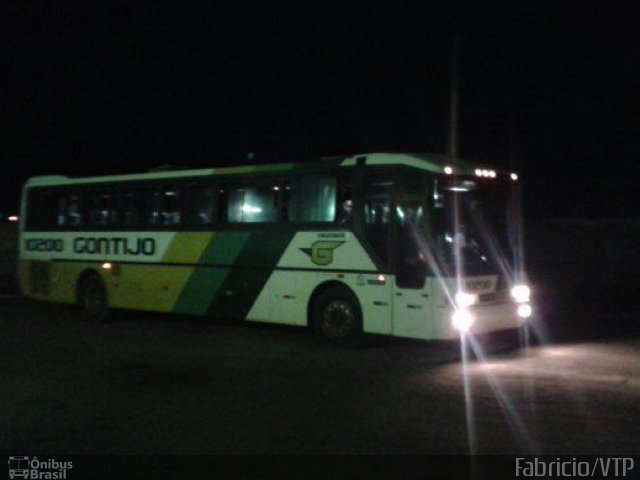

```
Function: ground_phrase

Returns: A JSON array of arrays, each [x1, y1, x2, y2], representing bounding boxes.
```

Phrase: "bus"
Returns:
[[8, 457, 29, 479], [18, 153, 531, 344]]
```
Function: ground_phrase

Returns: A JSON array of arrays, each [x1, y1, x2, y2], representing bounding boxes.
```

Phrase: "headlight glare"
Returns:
[[452, 309, 474, 332], [517, 304, 532, 318], [511, 284, 531, 303], [455, 291, 477, 308]]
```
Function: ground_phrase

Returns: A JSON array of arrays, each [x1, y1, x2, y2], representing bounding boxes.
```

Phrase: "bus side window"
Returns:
[[27, 189, 57, 230], [87, 192, 113, 226], [227, 184, 277, 223], [281, 180, 291, 222], [122, 191, 142, 226], [272, 182, 281, 221], [56, 195, 68, 226], [187, 185, 215, 226], [287, 176, 337, 223], [161, 187, 182, 225], [146, 191, 162, 225], [217, 187, 228, 224], [68, 194, 82, 226]]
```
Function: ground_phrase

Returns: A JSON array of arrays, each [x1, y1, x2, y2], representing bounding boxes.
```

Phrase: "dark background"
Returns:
[[2, 2, 638, 218]]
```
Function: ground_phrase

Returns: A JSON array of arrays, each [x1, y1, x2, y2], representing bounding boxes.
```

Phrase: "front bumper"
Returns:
[[436, 301, 527, 339]]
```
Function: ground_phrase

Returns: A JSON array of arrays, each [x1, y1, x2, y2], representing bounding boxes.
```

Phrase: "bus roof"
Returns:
[[25, 152, 510, 187]]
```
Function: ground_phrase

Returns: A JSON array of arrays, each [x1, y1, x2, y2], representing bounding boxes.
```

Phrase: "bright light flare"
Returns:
[[101, 262, 112, 270], [476, 169, 497, 178], [241, 205, 262, 213], [444, 166, 453, 175], [455, 291, 477, 308], [8, 215, 19, 222], [452, 309, 474, 332], [510, 173, 519, 181], [463, 335, 535, 451], [511, 284, 531, 303], [517, 304, 532, 318]]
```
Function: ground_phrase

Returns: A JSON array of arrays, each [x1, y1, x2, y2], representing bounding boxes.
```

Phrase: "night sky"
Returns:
[[3, 2, 639, 218]]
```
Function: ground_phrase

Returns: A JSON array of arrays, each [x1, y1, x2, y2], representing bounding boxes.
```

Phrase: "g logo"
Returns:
[[300, 241, 345, 266]]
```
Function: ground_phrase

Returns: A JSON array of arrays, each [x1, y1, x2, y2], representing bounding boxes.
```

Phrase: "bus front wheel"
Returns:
[[78, 273, 110, 323], [311, 286, 363, 345]]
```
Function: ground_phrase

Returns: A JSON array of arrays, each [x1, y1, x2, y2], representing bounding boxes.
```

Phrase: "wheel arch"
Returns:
[[75, 268, 102, 304], [306, 280, 361, 328]]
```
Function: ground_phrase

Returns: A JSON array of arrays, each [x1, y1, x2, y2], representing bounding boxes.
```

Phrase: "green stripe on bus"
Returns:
[[172, 232, 251, 314], [234, 231, 295, 268], [206, 268, 272, 319], [199, 232, 251, 265], [206, 231, 294, 318], [172, 267, 228, 315]]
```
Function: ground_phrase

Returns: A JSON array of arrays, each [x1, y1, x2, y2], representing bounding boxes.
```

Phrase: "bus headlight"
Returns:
[[511, 284, 530, 303], [455, 291, 477, 308], [517, 304, 532, 318], [452, 309, 474, 332]]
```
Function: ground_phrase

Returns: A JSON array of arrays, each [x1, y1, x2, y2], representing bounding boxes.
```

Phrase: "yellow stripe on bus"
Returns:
[[162, 232, 213, 264]]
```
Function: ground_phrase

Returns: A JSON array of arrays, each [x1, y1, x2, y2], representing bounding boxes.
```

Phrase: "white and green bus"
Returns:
[[18, 153, 531, 343]]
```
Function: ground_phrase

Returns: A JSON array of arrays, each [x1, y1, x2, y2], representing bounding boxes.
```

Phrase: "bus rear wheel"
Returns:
[[312, 286, 363, 345], [78, 274, 110, 323]]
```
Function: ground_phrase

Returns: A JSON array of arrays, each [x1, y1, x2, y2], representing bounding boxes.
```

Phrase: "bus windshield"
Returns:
[[430, 176, 520, 279]]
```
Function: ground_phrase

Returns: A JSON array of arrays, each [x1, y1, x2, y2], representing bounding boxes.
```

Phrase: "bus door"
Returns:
[[362, 175, 394, 335], [392, 198, 434, 339]]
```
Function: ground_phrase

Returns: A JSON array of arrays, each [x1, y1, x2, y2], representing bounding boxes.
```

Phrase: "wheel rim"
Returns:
[[321, 300, 356, 338]]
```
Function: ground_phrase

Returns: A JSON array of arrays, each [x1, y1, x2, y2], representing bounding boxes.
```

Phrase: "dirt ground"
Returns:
[[1, 296, 639, 455]]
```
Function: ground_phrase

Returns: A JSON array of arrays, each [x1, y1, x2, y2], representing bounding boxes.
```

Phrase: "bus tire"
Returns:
[[78, 273, 110, 323], [311, 286, 363, 346]]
